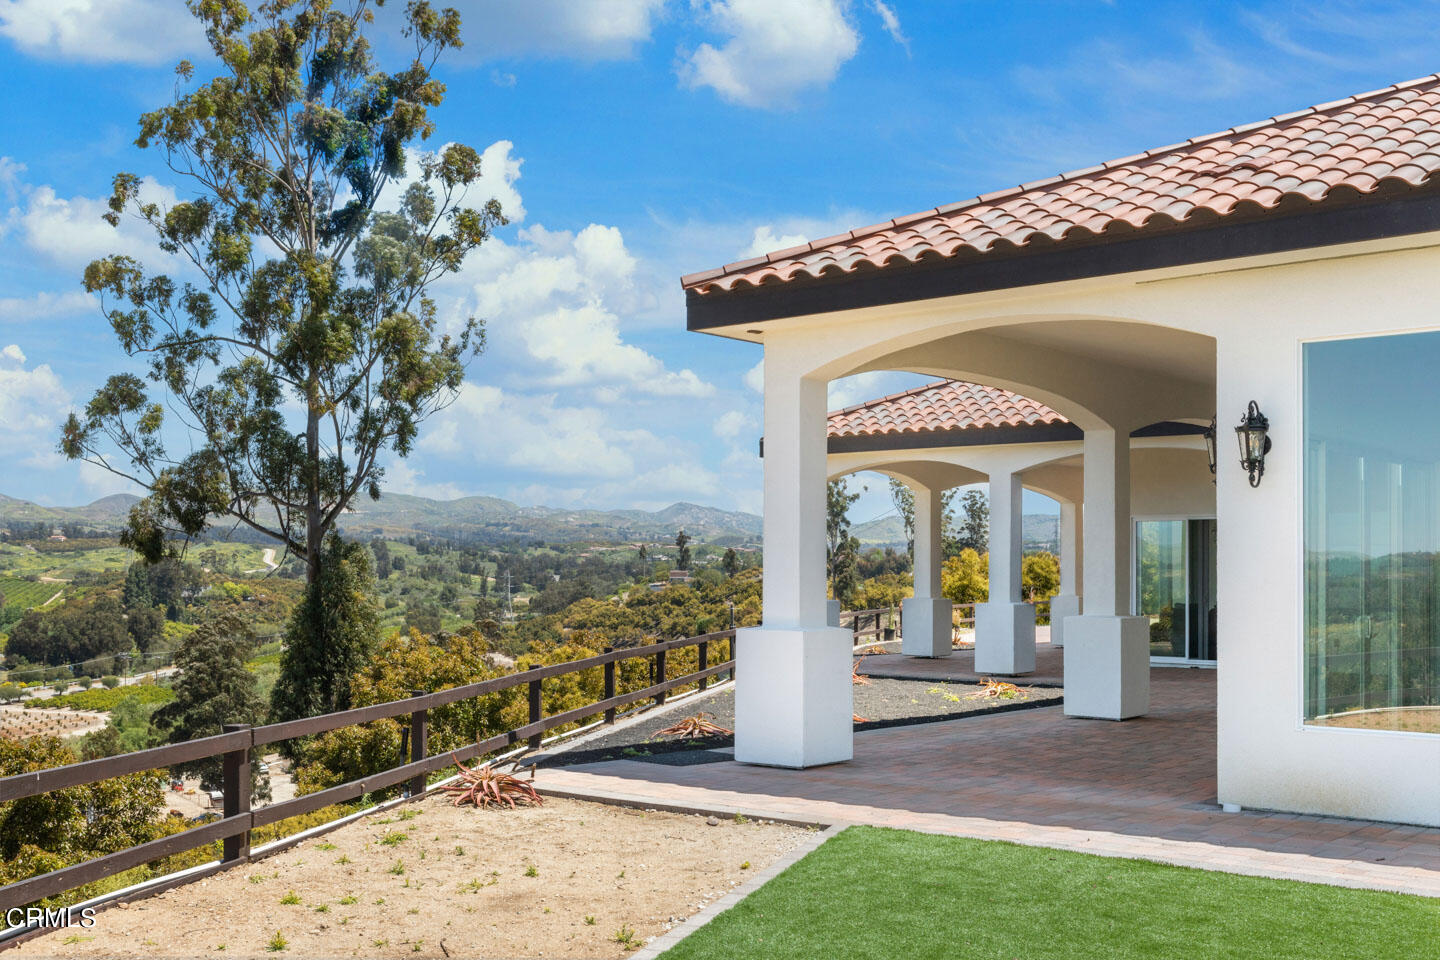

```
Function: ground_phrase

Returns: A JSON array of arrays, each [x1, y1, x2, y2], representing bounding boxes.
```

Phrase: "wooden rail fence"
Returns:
[[0, 630, 735, 913]]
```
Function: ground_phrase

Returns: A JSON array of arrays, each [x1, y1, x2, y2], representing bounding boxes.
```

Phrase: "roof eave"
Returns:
[[687, 190, 1440, 333]]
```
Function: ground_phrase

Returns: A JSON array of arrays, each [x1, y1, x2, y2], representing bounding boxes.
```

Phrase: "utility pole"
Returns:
[[503, 571, 514, 620]]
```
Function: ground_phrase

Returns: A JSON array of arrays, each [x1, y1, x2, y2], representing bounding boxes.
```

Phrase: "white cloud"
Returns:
[[518, 302, 713, 396], [378, 460, 467, 502], [471, 140, 526, 225], [743, 359, 764, 393], [0, 342, 68, 467], [0, 290, 96, 323], [827, 370, 931, 409], [13, 176, 178, 270], [0, 0, 203, 65], [741, 225, 809, 258], [679, 0, 861, 108], [713, 409, 753, 438], [870, 1, 909, 54], [440, 0, 666, 62]]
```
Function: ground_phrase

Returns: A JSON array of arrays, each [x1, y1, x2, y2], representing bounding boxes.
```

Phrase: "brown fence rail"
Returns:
[[0, 629, 735, 913]]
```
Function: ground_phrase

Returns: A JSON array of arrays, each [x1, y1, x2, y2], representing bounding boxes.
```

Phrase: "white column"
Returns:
[[1064, 428, 1149, 719], [735, 362, 852, 767], [1050, 501, 1082, 647], [902, 484, 953, 658], [975, 471, 1036, 674]]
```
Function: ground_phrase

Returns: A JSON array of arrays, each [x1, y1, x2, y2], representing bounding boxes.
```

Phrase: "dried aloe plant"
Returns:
[[968, 679, 1026, 700], [443, 756, 544, 809], [852, 658, 872, 686], [656, 712, 733, 738]]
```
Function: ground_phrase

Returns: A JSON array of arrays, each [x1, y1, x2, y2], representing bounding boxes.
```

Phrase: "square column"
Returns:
[[736, 363, 852, 767], [975, 470, 1035, 675], [902, 484, 953, 658], [1050, 500, 1082, 647], [1064, 428, 1149, 719]]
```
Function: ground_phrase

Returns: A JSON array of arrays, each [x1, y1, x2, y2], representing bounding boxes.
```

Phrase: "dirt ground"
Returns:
[[17, 795, 811, 960]]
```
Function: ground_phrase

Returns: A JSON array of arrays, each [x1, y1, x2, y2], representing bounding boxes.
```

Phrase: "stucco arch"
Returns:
[[798, 314, 1216, 431]]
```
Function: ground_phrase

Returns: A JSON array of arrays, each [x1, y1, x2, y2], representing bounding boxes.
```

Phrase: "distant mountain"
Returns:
[[332, 494, 762, 544], [0, 493, 141, 531], [0, 489, 762, 545], [852, 512, 1061, 551]]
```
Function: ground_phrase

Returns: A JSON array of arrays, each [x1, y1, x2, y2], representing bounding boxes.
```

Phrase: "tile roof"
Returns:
[[685, 74, 1440, 295], [828, 379, 1068, 438]]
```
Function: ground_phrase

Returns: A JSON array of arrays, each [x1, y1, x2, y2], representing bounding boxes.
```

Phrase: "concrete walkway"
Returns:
[[535, 669, 1440, 897]]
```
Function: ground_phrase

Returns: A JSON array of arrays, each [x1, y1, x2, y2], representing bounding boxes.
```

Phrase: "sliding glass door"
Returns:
[[1135, 518, 1218, 662]]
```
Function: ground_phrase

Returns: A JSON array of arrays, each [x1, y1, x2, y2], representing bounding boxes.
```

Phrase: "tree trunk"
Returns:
[[306, 395, 322, 588]]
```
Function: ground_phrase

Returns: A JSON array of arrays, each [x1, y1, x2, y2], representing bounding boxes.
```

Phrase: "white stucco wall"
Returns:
[[773, 232, 1440, 825]]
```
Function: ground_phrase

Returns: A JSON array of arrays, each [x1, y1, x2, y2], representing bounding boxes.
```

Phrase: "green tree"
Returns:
[[941, 549, 989, 605], [125, 604, 166, 653], [1022, 551, 1061, 602], [59, 0, 500, 670], [0, 736, 164, 866], [953, 490, 990, 553], [154, 613, 268, 795], [888, 477, 958, 555], [370, 538, 392, 580], [675, 530, 692, 571], [827, 479, 862, 607], [271, 534, 380, 722], [122, 562, 152, 609], [721, 547, 740, 577]]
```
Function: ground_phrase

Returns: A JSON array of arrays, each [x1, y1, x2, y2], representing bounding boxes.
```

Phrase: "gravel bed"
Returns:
[[538, 678, 1061, 768]]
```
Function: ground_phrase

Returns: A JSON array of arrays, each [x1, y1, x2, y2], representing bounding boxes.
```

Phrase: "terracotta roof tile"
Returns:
[[827, 379, 1068, 439], [684, 75, 1440, 294]]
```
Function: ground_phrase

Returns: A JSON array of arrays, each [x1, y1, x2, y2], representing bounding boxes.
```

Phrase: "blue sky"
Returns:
[[3, 0, 1440, 523]]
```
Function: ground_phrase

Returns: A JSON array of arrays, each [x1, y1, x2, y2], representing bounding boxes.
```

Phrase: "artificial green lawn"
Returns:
[[661, 826, 1439, 960]]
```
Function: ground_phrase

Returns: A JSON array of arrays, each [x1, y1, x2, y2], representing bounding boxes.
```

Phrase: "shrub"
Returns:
[[100, 675, 121, 688]]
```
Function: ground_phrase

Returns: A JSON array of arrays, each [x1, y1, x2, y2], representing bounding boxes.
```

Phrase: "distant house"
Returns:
[[47, 533, 66, 542], [667, 570, 693, 584]]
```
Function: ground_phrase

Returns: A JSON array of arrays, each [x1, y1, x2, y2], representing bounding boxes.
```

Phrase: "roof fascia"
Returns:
[[687, 192, 1440, 332]]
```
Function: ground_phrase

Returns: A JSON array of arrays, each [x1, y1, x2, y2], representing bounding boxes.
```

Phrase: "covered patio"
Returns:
[[534, 667, 1440, 896], [676, 77, 1440, 828]]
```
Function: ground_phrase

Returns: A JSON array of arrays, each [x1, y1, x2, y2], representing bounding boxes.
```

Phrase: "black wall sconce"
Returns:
[[1235, 401, 1272, 487], [1203, 416, 1218, 478]]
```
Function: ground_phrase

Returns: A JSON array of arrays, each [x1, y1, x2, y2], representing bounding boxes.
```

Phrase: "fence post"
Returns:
[[221, 723, 252, 863], [729, 632, 737, 683], [527, 666, 543, 750], [602, 648, 616, 724], [698, 639, 709, 692], [654, 647, 667, 705], [408, 690, 428, 798]]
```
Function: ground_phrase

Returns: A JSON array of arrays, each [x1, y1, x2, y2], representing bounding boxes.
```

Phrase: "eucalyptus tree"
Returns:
[[60, 1, 503, 714]]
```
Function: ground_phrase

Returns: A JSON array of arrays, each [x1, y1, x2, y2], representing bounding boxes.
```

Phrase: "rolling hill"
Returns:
[[0, 492, 762, 545]]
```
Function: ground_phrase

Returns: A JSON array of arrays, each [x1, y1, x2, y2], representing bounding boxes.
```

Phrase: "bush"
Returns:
[[100, 675, 121, 688], [72, 676, 91, 689]]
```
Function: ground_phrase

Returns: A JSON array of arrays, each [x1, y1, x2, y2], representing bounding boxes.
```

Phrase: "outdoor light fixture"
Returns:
[[1203, 415, 1218, 478], [1235, 401, 1272, 487]]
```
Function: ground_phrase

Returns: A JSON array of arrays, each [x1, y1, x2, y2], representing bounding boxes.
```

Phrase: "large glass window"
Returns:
[[1304, 333, 1440, 734]]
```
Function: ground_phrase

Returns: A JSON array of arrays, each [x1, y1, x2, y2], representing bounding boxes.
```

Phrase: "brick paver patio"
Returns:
[[536, 667, 1440, 896]]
